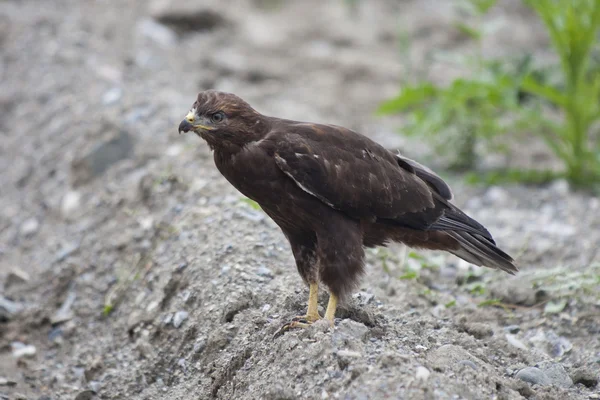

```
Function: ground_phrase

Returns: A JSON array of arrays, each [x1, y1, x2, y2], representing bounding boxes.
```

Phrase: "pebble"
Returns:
[[537, 361, 573, 388], [0, 377, 17, 387], [256, 265, 274, 278], [336, 349, 362, 369], [516, 367, 551, 386], [51, 291, 76, 325], [504, 325, 520, 334], [74, 389, 97, 400], [353, 291, 375, 306], [4, 268, 30, 288], [0, 297, 24, 321], [101, 87, 122, 105], [570, 366, 599, 388], [173, 311, 188, 328], [506, 334, 528, 351], [20, 217, 39, 237], [11, 342, 36, 358], [333, 319, 369, 344], [61, 190, 82, 216], [415, 366, 430, 382], [53, 241, 80, 264]]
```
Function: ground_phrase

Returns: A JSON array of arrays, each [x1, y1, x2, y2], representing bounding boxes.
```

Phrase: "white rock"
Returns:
[[61, 191, 81, 216], [173, 311, 189, 328], [506, 334, 528, 351], [415, 366, 430, 382], [11, 342, 36, 358], [20, 217, 39, 236], [102, 87, 123, 105]]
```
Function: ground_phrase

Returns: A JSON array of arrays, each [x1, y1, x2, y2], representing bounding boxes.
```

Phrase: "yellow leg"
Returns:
[[324, 293, 338, 326], [274, 283, 323, 336], [305, 282, 321, 321]]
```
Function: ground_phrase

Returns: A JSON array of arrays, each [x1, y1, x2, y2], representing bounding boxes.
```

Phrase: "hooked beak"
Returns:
[[178, 109, 215, 134], [178, 119, 193, 134]]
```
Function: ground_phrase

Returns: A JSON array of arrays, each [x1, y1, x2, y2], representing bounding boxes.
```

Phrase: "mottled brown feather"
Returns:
[[179, 91, 518, 300]]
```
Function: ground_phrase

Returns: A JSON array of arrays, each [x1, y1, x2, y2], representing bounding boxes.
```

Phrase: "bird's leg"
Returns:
[[275, 283, 323, 335], [324, 293, 338, 327], [292, 282, 322, 323]]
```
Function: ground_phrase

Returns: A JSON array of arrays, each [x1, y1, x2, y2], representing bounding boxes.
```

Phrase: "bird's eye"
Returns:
[[211, 112, 225, 123]]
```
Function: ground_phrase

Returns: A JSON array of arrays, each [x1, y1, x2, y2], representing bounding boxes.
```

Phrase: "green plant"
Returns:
[[378, 0, 533, 171], [379, 0, 600, 187], [521, 0, 600, 186]]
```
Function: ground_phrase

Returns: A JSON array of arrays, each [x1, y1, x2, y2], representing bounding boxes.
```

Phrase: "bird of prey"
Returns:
[[178, 90, 517, 331]]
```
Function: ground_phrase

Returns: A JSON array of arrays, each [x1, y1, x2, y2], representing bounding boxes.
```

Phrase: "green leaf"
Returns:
[[377, 84, 439, 115], [454, 22, 482, 40], [471, 0, 497, 14], [477, 299, 502, 308], [398, 271, 418, 280], [103, 304, 114, 316], [521, 75, 567, 106], [445, 299, 457, 308], [543, 299, 568, 314], [240, 197, 261, 210]]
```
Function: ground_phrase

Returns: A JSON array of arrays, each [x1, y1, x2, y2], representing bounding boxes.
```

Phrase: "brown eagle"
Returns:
[[178, 90, 517, 331]]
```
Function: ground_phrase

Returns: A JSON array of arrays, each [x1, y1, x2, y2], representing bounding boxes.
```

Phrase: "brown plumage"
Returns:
[[178, 90, 517, 329]]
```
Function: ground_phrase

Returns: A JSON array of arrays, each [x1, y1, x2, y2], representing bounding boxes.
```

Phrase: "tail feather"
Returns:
[[446, 230, 517, 274]]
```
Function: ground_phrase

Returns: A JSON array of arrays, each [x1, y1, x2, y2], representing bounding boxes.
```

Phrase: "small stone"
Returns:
[[336, 349, 362, 369], [0, 377, 17, 387], [458, 360, 478, 370], [20, 217, 39, 237], [504, 325, 520, 334], [353, 291, 375, 305], [516, 367, 551, 386], [89, 381, 102, 393], [537, 361, 573, 388], [150, 1, 227, 35], [333, 319, 369, 344], [61, 191, 81, 216], [53, 242, 80, 263], [5, 268, 30, 288], [256, 266, 274, 278], [506, 334, 528, 351], [570, 366, 599, 388], [415, 366, 430, 382], [11, 342, 36, 359], [102, 87, 122, 105], [74, 389, 97, 400], [0, 297, 23, 322], [51, 291, 76, 325], [173, 311, 188, 328]]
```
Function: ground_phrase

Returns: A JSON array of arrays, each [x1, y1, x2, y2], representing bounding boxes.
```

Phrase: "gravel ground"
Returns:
[[1, 1, 599, 399]]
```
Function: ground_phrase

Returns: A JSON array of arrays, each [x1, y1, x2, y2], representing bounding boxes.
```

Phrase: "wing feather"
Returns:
[[265, 124, 443, 229]]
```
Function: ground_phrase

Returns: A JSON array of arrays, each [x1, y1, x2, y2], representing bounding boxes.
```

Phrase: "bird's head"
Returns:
[[178, 90, 269, 150]]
